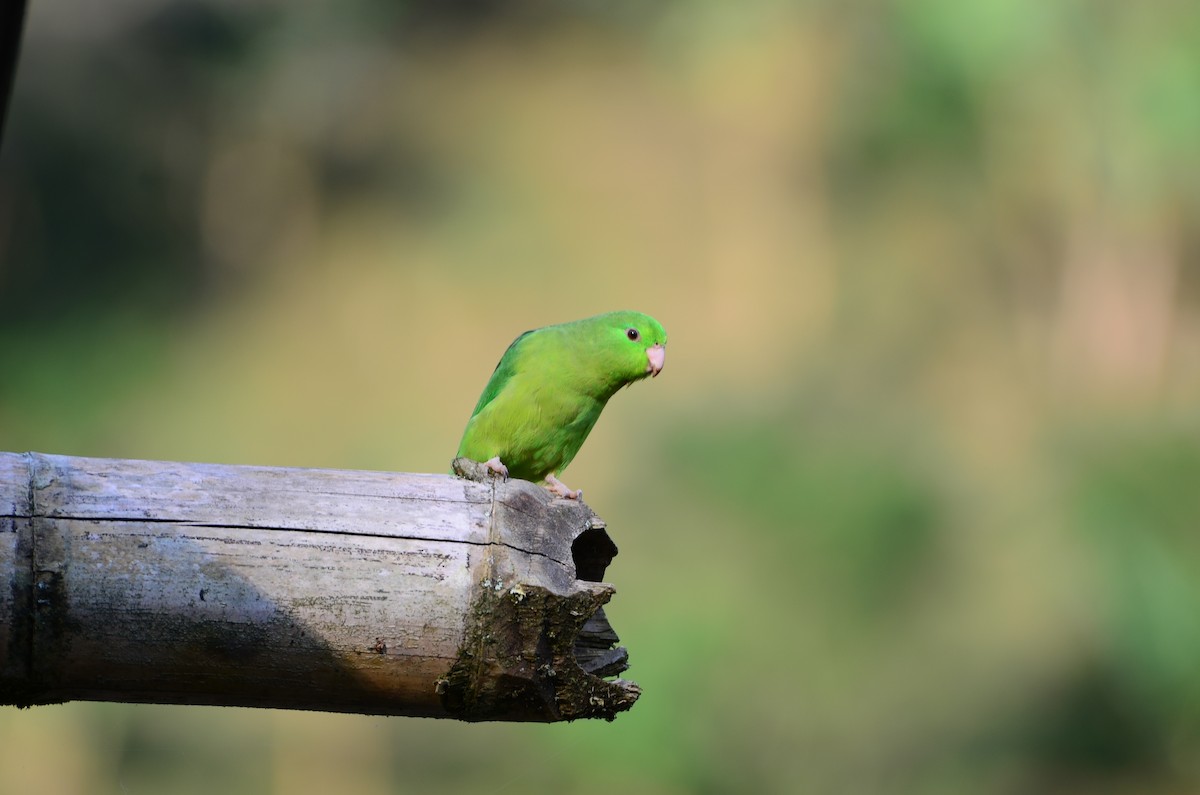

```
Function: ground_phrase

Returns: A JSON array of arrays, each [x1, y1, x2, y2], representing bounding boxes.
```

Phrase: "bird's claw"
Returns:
[[483, 456, 509, 480], [545, 473, 582, 500]]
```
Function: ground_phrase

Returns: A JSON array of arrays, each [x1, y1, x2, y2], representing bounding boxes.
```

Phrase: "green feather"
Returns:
[[455, 311, 667, 485]]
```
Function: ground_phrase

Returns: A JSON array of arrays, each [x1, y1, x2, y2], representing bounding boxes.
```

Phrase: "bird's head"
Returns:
[[596, 310, 667, 385]]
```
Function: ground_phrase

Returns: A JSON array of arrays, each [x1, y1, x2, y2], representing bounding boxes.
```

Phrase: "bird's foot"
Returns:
[[483, 456, 509, 479], [451, 456, 509, 484], [545, 473, 582, 500]]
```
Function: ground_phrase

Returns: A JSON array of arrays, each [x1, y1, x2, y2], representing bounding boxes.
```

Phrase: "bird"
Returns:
[[454, 310, 667, 499]]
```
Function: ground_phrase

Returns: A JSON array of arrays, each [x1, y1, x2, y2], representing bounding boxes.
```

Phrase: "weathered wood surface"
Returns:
[[0, 452, 639, 721]]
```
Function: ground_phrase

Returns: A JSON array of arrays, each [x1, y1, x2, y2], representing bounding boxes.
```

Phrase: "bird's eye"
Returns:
[[626, 328, 640, 341]]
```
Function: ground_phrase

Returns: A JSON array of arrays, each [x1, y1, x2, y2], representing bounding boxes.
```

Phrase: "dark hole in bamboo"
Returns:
[[571, 525, 617, 583]]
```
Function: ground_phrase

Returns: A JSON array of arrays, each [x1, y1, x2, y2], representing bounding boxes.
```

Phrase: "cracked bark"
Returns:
[[0, 452, 639, 721]]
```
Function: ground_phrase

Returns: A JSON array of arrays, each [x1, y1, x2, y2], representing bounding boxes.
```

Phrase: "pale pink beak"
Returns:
[[646, 343, 665, 377]]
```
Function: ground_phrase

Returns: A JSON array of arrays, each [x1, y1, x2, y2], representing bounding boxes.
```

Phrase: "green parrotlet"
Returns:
[[455, 310, 667, 499]]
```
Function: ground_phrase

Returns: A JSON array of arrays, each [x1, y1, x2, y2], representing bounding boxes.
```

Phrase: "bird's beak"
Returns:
[[646, 343, 665, 377]]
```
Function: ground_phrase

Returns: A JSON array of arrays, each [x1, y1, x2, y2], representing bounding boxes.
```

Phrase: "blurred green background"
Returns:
[[3, 0, 1200, 793]]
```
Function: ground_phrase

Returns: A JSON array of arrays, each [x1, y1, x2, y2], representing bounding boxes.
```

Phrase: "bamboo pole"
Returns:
[[0, 452, 639, 721]]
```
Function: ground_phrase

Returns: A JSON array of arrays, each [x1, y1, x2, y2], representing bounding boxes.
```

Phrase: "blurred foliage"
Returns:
[[3, 0, 1200, 793]]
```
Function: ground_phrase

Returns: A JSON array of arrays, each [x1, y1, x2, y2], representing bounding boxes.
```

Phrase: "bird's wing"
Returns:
[[468, 329, 534, 419]]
